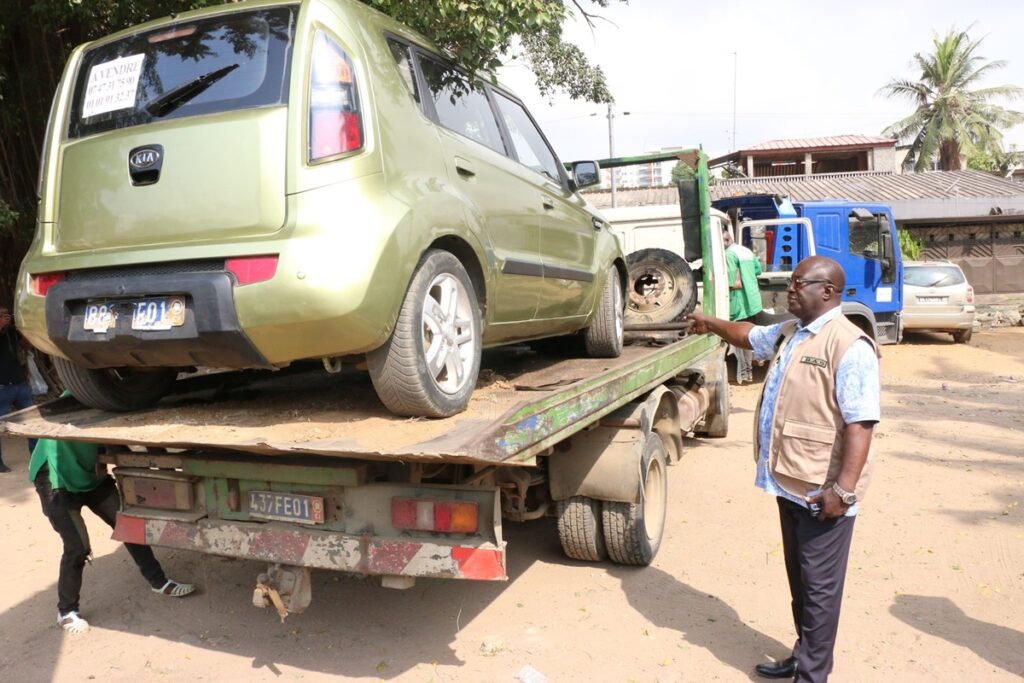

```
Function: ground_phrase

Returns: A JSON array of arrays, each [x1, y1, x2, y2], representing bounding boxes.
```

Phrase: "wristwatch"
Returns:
[[831, 482, 857, 506]]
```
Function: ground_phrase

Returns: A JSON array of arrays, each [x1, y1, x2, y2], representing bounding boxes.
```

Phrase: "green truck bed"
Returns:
[[1, 335, 721, 466]]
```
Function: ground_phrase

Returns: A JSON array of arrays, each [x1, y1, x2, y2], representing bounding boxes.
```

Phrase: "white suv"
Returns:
[[901, 261, 976, 343]]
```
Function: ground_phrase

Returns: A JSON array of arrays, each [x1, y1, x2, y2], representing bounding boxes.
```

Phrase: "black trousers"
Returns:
[[34, 472, 167, 615], [777, 497, 857, 683]]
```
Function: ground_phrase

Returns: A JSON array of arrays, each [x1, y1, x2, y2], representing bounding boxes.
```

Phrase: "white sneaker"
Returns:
[[58, 610, 90, 635]]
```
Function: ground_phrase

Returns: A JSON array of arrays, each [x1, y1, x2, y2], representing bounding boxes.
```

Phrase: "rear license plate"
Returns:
[[918, 296, 947, 304], [83, 302, 118, 333], [248, 491, 325, 525], [131, 296, 186, 331]]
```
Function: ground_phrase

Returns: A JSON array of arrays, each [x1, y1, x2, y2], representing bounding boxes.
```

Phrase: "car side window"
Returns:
[[493, 92, 562, 182], [418, 57, 505, 155], [386, 38, 419, 103]]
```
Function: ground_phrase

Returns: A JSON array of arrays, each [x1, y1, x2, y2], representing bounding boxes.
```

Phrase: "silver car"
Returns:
[[901, 261, 976, 343]]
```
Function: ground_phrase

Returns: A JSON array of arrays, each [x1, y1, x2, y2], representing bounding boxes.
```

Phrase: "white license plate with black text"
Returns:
[[248, 491, 325, 524]]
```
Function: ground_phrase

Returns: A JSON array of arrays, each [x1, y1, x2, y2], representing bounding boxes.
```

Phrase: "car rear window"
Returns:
[[903, 265, 966, 287], [68, 7, 296, 139]]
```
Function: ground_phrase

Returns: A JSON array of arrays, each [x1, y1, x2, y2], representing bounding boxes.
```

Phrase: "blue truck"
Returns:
[[712, 194, 903, 344]]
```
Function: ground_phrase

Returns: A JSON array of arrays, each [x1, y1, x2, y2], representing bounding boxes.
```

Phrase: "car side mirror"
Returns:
[[571, 160, 601, 190]]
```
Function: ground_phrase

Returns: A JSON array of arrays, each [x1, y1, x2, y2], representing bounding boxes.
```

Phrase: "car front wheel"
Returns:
[[584, 266, 624, 358], [367, 250, 481, 418]]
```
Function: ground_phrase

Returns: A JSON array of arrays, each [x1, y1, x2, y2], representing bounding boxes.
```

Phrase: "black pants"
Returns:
[[34, 472, 167, 615], [777, 497, 857, 683]]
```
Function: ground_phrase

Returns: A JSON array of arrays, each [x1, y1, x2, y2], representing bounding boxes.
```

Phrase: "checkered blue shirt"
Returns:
[[747, 307, 880, 516]]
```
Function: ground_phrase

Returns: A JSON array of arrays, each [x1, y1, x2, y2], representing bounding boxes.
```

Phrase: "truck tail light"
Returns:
[[392, 497, 479, 534], [309, 31, 362, 161], [965, 285, 974, 305], [30, 272, 66, 296], [226, 255, 278, 285]]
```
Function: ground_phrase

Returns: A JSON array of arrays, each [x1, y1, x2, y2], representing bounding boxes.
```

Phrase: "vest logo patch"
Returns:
[[800, 356, 828, 369]]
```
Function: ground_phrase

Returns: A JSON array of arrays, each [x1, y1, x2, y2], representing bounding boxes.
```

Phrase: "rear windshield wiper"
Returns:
[[144, 63, 240, 118]]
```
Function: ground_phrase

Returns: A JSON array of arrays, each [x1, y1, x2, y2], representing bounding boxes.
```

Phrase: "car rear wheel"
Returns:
[[53, 356, 177, 412], [367, 250, 481, 418], [624, 248, 698, 324], [584, 267, 624, 358], [953, 328, 972, 344]]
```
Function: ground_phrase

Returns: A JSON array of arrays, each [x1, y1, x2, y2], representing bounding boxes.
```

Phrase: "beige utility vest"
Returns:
[[753, 313, 878, 501]]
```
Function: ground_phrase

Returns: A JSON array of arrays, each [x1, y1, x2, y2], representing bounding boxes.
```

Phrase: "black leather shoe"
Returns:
[[755, 656, 796, 679]]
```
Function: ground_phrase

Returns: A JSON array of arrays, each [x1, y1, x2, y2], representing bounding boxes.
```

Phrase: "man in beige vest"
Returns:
[[687, 256, 880, 682]]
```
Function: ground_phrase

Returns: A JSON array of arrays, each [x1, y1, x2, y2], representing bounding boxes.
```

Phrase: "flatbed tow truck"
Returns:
[[1, 150, 730, 619]]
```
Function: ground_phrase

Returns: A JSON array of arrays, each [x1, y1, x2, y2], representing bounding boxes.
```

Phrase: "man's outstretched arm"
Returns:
[[685, 310, 754, 349]]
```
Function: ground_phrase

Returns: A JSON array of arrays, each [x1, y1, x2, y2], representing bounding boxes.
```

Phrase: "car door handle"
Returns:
[[541, 196, 555, 210], [592, 217, 604, 231], [454, 156, 476, 177]]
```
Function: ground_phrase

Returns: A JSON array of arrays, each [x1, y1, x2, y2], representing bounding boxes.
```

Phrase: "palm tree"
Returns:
[[879, 28, 1024, 172]]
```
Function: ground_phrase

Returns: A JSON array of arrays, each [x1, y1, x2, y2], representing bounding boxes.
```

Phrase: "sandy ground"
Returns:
[[1, 328, 1021, 682]]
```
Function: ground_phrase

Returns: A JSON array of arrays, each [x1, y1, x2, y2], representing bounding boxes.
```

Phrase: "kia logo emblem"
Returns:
[[129, 147, 161, 170]]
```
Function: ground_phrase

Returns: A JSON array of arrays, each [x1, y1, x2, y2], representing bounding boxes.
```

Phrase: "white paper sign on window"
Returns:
[[82, 54, 145, 118], [876, 286, 893, 303]]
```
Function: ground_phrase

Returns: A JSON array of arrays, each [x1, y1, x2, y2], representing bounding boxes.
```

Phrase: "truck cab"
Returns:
[[713, 194, 903, 344]]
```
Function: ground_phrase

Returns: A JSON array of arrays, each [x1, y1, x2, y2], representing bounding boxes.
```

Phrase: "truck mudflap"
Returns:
[[112, 514, 507, 581]]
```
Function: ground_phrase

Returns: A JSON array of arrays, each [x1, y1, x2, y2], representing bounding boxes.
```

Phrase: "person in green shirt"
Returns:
[[29, 434, 196, 634], [724, 225, 764, 384]]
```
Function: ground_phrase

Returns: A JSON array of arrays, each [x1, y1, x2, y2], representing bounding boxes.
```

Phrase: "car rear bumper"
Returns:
[[901, 309, 975, 331], [44, 269, 272, 369]]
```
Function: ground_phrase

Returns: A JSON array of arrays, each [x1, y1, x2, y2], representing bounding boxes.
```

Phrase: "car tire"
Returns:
[[53, 356, 177, 412], [953, 329, 972, 344], [624, 249, 698, 325], [584, 267, 624, 358], [601, 432, 668, 566], [367, 250, 481, 418]]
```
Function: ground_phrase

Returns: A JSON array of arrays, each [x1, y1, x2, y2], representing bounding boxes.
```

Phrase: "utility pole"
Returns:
[[608, 103, 617, 208], [731, 51, 738, 152]]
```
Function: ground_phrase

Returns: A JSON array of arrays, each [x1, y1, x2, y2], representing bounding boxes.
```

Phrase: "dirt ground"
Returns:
[[1, 328, 1022, 682]]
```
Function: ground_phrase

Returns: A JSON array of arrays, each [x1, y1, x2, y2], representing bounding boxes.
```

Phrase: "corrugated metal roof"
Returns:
[[583, 171, 1024, 210], [743, 135, 896, 151]]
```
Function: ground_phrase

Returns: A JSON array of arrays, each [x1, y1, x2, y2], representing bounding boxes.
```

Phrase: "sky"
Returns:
[[497, 0, 1024, 164]]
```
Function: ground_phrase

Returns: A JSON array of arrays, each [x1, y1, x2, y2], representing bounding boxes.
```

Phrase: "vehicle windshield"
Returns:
[[68, 7, 296, 139], [903, 265, 966, 288]]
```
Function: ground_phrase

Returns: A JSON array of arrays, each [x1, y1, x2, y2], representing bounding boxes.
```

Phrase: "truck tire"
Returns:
[[953, 328, 972, 344], [695, 355, 730, 438], [624, 249, 698, 325], [556, 496, 607, 562], [53, 356, 177, 412], [601, 432, 668, 566], [367, 250, 482, 418], [584, 266, 624, 358]]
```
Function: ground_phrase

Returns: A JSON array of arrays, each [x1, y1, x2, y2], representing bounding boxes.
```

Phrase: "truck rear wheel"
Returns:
[[367, 250, 482, 418], [696, 354, 730, 438], [53, 356, 177, 412], [556, 496, 607, 562], [624, 249, 697, 325], [584, 266, 624, 358], [601, 432, 668, 566]]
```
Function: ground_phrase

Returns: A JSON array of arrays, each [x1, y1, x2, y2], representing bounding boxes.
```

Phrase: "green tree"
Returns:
[[879, 27, 1024, 172], [671, 161, 697, 183], [898, 228, 923, 261], [966, 144, 1021, 176], [0, 0, 619, 303]]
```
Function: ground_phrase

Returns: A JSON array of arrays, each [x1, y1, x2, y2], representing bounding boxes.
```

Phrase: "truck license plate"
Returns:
[[248, 491, 325, 525], [131, 296, 186, 331]]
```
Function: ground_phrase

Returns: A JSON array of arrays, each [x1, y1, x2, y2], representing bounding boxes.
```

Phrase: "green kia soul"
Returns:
[[16, 0, 625, 418]]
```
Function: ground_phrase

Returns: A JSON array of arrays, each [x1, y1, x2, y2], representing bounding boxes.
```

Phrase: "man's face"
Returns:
[[786, 265, 835, 323], [722, 230, 732, 248]]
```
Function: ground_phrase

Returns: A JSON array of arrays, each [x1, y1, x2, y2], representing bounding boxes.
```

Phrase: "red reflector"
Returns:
[[311, 111, 362, 158], [966, 285, 974, 305], [31, 272, 66, 296], [226, 256, 278, 285], [392, 497, 479, 534]]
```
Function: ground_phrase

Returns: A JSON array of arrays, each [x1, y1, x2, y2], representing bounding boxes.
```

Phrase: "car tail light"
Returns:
[[309, 31, 362, 161], [226, 255, 278, 285], [30, 272, 66, 296], [392, 497, 479, 534], [965, 285, 974, 305]]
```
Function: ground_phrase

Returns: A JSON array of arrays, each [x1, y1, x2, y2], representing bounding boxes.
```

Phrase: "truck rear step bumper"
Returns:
[[113, 513, 507, 581]]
